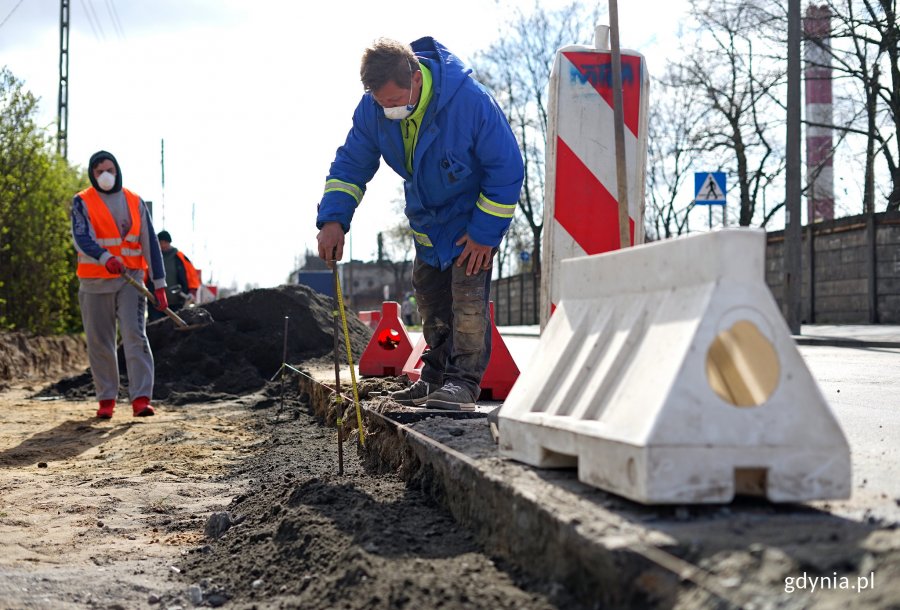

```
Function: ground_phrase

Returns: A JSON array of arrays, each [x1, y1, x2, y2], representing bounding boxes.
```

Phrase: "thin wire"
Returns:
[[77, 0, 101, 41], [104, 0, 124, 40], [0, 0, 26, 32], [84, 0, 105, 40]]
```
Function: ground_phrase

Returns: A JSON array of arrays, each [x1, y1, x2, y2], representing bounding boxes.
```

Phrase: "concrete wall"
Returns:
[[766, 211, 900, 324]]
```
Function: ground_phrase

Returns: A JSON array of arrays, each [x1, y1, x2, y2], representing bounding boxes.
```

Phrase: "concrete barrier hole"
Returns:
[[539, 447, 578, 468], [734, 467, 768, 497], [706, 320, 780, 407]]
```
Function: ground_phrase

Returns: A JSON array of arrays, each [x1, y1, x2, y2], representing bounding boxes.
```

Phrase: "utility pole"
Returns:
[[784, 0, 803, 334], [56, 0, 70, 158]]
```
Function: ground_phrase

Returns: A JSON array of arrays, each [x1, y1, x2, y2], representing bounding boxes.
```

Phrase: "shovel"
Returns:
[[120, 273, 211, 331]]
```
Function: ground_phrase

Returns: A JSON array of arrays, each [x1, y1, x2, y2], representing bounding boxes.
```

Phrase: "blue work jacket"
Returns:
[[316, 37, 524, 270]]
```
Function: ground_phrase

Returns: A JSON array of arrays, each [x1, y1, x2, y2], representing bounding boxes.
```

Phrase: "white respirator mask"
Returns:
[[383, 104, 414, 121], [97, 171, 116, 191]]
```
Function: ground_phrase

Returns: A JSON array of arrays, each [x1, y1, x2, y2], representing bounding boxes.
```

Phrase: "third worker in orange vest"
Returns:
[[148, 230, 201, 321]]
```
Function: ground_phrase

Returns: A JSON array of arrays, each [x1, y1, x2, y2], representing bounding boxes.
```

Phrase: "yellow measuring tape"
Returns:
[[333, 267, 365, 446]]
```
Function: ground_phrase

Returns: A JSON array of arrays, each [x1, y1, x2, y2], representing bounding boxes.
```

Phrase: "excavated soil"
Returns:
[[37, 284, 372, 405]]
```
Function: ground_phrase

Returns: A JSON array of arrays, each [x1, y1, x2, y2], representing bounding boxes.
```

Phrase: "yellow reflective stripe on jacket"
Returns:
[[476, 193, 516, 219], [412, 230, 433, 247], [324, 179, 364, 205]]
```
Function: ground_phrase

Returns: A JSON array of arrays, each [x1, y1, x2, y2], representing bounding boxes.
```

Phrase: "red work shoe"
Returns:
[[132, 396, 156, 417], [96, 399, 116, 419]]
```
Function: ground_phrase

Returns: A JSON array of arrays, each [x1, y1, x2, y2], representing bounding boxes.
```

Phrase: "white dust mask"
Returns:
[[97, 171, 116, 191], [383, 86, 415, 121]]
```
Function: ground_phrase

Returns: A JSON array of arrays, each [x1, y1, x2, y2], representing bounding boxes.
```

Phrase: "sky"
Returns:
[[0, 0, 690, 290]]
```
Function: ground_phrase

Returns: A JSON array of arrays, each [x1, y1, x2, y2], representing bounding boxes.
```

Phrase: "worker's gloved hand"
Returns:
[[154, 288, 169, 312], [105, 257, 125, 274]]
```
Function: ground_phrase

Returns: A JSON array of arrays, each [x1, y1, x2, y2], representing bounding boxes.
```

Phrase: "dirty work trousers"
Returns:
[[413, 256, 492, 398], [79, 284, 153, 402]]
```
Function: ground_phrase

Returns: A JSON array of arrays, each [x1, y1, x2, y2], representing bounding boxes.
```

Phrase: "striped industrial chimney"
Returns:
[[804, 4, 834, 221]]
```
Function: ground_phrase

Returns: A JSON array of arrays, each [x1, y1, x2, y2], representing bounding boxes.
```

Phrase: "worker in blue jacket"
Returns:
[[317, 37, 524, 412]]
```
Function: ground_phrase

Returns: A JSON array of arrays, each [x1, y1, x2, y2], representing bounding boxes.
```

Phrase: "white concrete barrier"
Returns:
[[499, 229, 851, 504]]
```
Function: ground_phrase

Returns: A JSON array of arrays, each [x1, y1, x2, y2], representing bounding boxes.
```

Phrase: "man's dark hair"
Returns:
[[360, 38, 420, 92]]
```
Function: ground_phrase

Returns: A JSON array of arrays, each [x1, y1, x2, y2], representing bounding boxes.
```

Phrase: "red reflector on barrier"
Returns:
[[400, 302, 520, 400], [377, 328, 401, 349]]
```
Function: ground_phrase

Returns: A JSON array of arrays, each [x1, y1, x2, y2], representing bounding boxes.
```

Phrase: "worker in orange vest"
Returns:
[[71, 150, 168, 419], [148, 230, 201, 321]]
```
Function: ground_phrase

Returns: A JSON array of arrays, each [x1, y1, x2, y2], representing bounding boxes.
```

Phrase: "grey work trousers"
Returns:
[[413, 256, 492, 398], [79, 284, 153, 402]]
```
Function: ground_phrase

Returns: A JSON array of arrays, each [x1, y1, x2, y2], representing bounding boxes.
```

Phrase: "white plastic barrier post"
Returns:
[[540, 26, 650, 329], [500, 229, 851, 504]]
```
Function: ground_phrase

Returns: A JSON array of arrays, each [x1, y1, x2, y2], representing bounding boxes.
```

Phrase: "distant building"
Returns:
[[290, 253, 413, 312]]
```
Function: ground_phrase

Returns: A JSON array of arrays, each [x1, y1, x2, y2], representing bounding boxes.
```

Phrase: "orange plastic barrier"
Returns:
[[358, 302, 413, 377], [401, 335, 428, 384], [358, 310, 382, 330], [400, 302, 520, 400], [480, 302, 520, 400]]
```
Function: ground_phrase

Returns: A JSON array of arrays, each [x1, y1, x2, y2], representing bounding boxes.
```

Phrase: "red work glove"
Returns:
[[154, 288, 169, 312], [105, 257, 125, 274]]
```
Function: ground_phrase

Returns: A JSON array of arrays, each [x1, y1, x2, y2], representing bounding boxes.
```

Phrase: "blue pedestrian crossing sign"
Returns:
[[694, 172, 726, 205]]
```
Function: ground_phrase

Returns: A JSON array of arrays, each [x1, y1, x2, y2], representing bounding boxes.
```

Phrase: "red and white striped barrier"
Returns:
[[540, 27, 650, 327]]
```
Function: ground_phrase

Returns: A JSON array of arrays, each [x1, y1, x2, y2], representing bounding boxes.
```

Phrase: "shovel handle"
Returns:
[[120, 273, 189, 328]]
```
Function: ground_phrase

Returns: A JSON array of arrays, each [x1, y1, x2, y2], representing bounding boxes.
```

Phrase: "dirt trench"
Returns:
[[0, 285, 588, 609]]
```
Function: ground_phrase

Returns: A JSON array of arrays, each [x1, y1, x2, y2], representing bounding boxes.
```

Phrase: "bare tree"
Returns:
[[472, 1, 602, 273], [645, 68, 706, 239], [495, 213, 532, 277], [752, 0, 899, 215], [668, 0, 786, 227], [815, 0, 900, 212]]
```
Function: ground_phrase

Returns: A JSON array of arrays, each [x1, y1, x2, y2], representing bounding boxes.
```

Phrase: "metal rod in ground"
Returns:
[[280, 316, 289, 413], [608, 0, 631, 250], [332, 261, 345, 475]]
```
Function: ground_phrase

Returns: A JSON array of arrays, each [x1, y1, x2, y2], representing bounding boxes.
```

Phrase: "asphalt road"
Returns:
[[802, 344, 900, 522]]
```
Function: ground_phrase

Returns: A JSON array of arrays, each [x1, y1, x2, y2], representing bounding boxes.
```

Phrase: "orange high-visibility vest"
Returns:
[[176, 250, 201, 291], [76, 187, 148, 279]]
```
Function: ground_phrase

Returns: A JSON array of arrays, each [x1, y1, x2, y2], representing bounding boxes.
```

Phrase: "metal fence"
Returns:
[[491, 272, 540, 326]]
